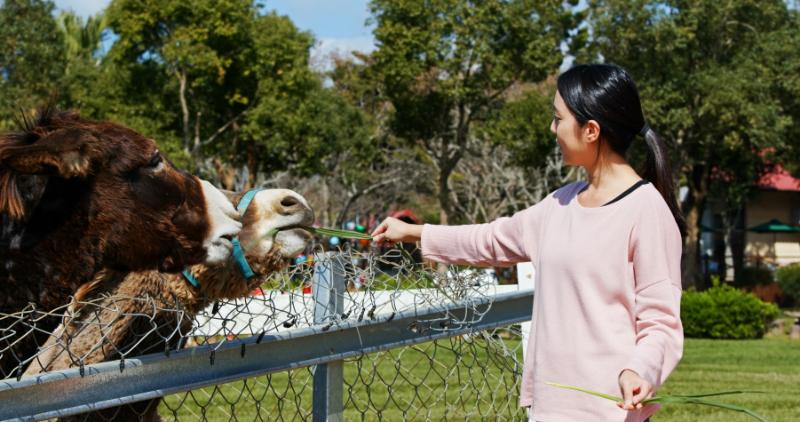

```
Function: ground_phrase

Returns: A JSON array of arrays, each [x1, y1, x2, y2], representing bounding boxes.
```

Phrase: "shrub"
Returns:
[[776, 263, 800, 305], [681, 283, 780, 339], [735, 265, 774, 287]]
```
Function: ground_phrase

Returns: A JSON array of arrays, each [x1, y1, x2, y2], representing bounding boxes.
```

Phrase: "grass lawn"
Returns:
[[160, 335, 526, 420], [656, 338, 799, 422], [159, 337, 798, 421]]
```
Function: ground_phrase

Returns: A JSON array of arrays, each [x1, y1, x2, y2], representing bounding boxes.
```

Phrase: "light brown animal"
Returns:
[[24, 188, 314, 421]]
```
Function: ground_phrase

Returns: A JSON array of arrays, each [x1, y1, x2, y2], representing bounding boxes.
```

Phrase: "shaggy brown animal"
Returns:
[[25, 188, 314, 421], [0, 109, 242, 379]]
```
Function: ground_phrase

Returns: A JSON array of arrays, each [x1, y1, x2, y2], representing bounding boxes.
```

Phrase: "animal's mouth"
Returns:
[[276, 224, 309, 233], [265, 224, 311, 239], [256, 224, 312, 258]]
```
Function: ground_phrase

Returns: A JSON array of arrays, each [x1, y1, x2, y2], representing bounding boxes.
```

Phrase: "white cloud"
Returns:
[[310, 36, 376, 71]]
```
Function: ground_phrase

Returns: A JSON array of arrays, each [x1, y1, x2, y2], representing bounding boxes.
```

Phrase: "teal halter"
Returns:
[[182, 188, 262, 288]]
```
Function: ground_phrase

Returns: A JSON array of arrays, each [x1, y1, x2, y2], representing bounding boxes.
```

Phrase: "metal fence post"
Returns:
[[312, 251, 346, 422]]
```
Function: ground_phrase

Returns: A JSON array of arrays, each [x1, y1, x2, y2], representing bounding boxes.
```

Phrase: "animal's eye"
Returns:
[[144, 152, 163, 169]]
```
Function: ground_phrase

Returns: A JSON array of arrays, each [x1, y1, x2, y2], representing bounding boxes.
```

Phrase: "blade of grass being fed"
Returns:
[[304, 226, 373, 240], [544, 382, 768, 422], [261, 226, 373, 241]]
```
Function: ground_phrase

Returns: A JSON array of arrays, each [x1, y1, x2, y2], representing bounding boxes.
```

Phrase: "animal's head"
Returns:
[[234, 189, 314, 260], [0, 110, 241, 272]]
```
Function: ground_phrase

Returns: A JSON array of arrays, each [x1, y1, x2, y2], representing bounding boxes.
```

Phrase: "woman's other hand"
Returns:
[[617, 369, 653, 411], [371, 217, 422, 245]]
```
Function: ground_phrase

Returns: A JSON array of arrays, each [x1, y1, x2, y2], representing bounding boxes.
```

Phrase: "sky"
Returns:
[[51, 0, 580, 71], [52, 0, 377, 69]]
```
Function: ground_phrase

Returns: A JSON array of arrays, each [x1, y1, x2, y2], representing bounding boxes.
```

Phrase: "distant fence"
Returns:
[[0, 249, 534, 421]]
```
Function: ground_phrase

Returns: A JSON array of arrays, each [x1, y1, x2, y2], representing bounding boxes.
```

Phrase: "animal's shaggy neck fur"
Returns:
[[1, 112, 106, 310], [23, 248, 291, 422], [27, 247, 289, 373], [178, 249, 287, 312]]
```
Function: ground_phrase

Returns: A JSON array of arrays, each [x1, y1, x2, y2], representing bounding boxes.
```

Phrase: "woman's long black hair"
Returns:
[[557, 63, 686, 237]]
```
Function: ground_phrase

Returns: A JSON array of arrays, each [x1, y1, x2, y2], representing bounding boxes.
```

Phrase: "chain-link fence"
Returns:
[[0, 246, 533, 421]]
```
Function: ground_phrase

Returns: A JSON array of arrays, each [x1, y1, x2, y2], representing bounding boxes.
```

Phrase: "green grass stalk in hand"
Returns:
[[545, 382, 767, 422]]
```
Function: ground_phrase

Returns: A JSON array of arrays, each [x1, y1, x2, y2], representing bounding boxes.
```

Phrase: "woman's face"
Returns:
[[551, 90, 598, 167]]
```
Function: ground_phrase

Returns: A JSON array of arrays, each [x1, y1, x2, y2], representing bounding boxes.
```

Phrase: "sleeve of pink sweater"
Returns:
[[421, 199, 548, 267], [623, 197, 684, 387]]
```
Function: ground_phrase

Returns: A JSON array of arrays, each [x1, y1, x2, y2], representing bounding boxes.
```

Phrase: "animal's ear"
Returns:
[[0, 128, 97, 178]]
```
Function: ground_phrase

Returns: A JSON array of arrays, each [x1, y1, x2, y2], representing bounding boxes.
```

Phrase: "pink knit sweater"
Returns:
[[421, 181, 683, 422]]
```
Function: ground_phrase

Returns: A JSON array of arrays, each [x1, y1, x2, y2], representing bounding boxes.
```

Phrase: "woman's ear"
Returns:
[[584, 120, 601, 144]]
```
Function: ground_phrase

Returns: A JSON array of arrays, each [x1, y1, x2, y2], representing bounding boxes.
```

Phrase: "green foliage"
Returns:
[[370, 0, 567, 141], [482, 86, 556, 170], [585, 0, 800, 287], [775, 263, 800, 305], [368, 0, 579, 221], [0, 0, 66, 128], [586, 0, 798, 160], [243, 76, 374, 178], [56, 11, 108, 62], [0, 0, 379, 193], [734, 266, 775, 287], [100, 0, 369, 183], [681, 284, 780, 339]]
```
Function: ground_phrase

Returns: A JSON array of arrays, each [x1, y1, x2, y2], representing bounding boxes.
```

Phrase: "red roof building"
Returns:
[[758, 164, 800, 192]]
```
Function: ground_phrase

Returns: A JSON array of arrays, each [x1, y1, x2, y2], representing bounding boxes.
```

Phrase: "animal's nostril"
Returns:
[[280, 196, 299, 208]]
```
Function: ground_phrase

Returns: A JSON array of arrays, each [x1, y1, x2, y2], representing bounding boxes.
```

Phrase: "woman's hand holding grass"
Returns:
[[618, 369, 653, 411], [371, 217, 422, 246]]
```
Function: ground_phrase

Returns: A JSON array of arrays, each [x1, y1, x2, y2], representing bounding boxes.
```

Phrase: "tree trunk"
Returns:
[[730, 205, 746, 284], [321, 178, 331, 229], [712, 212, 726, 282], [192, 111, 202, 158], [335, 178, 400, 227], [245, 141, 257, 190], [212, 159, 236, 190], [177, 70, 190, 155], [435, 161, 457, 277], [682, 165, 709, 289], [683, 201, 703, 289], [438, 180, 450, 226]]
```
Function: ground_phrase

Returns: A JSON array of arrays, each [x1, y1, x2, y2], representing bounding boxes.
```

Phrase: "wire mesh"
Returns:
[[1, 244, 530, 421]]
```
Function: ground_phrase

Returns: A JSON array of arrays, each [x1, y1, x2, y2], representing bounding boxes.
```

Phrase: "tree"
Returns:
[[482, 82, 559, 173], [451, 82, 575, 223], [56, 11, 108, 64], [55, 11, 115, 114], [368, 0, 581, 225], [103, 0, 371, 188], [585, 0, 800, 288], [107, 0, 260, 165], [450, 141, 571, 224], [0, 0, 65, 128]]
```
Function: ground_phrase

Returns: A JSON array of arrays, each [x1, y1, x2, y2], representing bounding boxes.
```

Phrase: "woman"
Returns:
[[372, 64, 685, 422]]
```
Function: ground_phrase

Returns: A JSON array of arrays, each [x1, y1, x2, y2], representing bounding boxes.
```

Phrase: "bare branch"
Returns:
[[193, 109, 249, 154]]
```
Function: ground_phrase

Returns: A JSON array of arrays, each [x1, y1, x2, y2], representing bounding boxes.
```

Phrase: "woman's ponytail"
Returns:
[[641, 126, 687, 238]]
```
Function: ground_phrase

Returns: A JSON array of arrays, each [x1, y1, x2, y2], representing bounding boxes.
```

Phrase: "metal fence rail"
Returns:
[[0, 250, 534, 421]]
